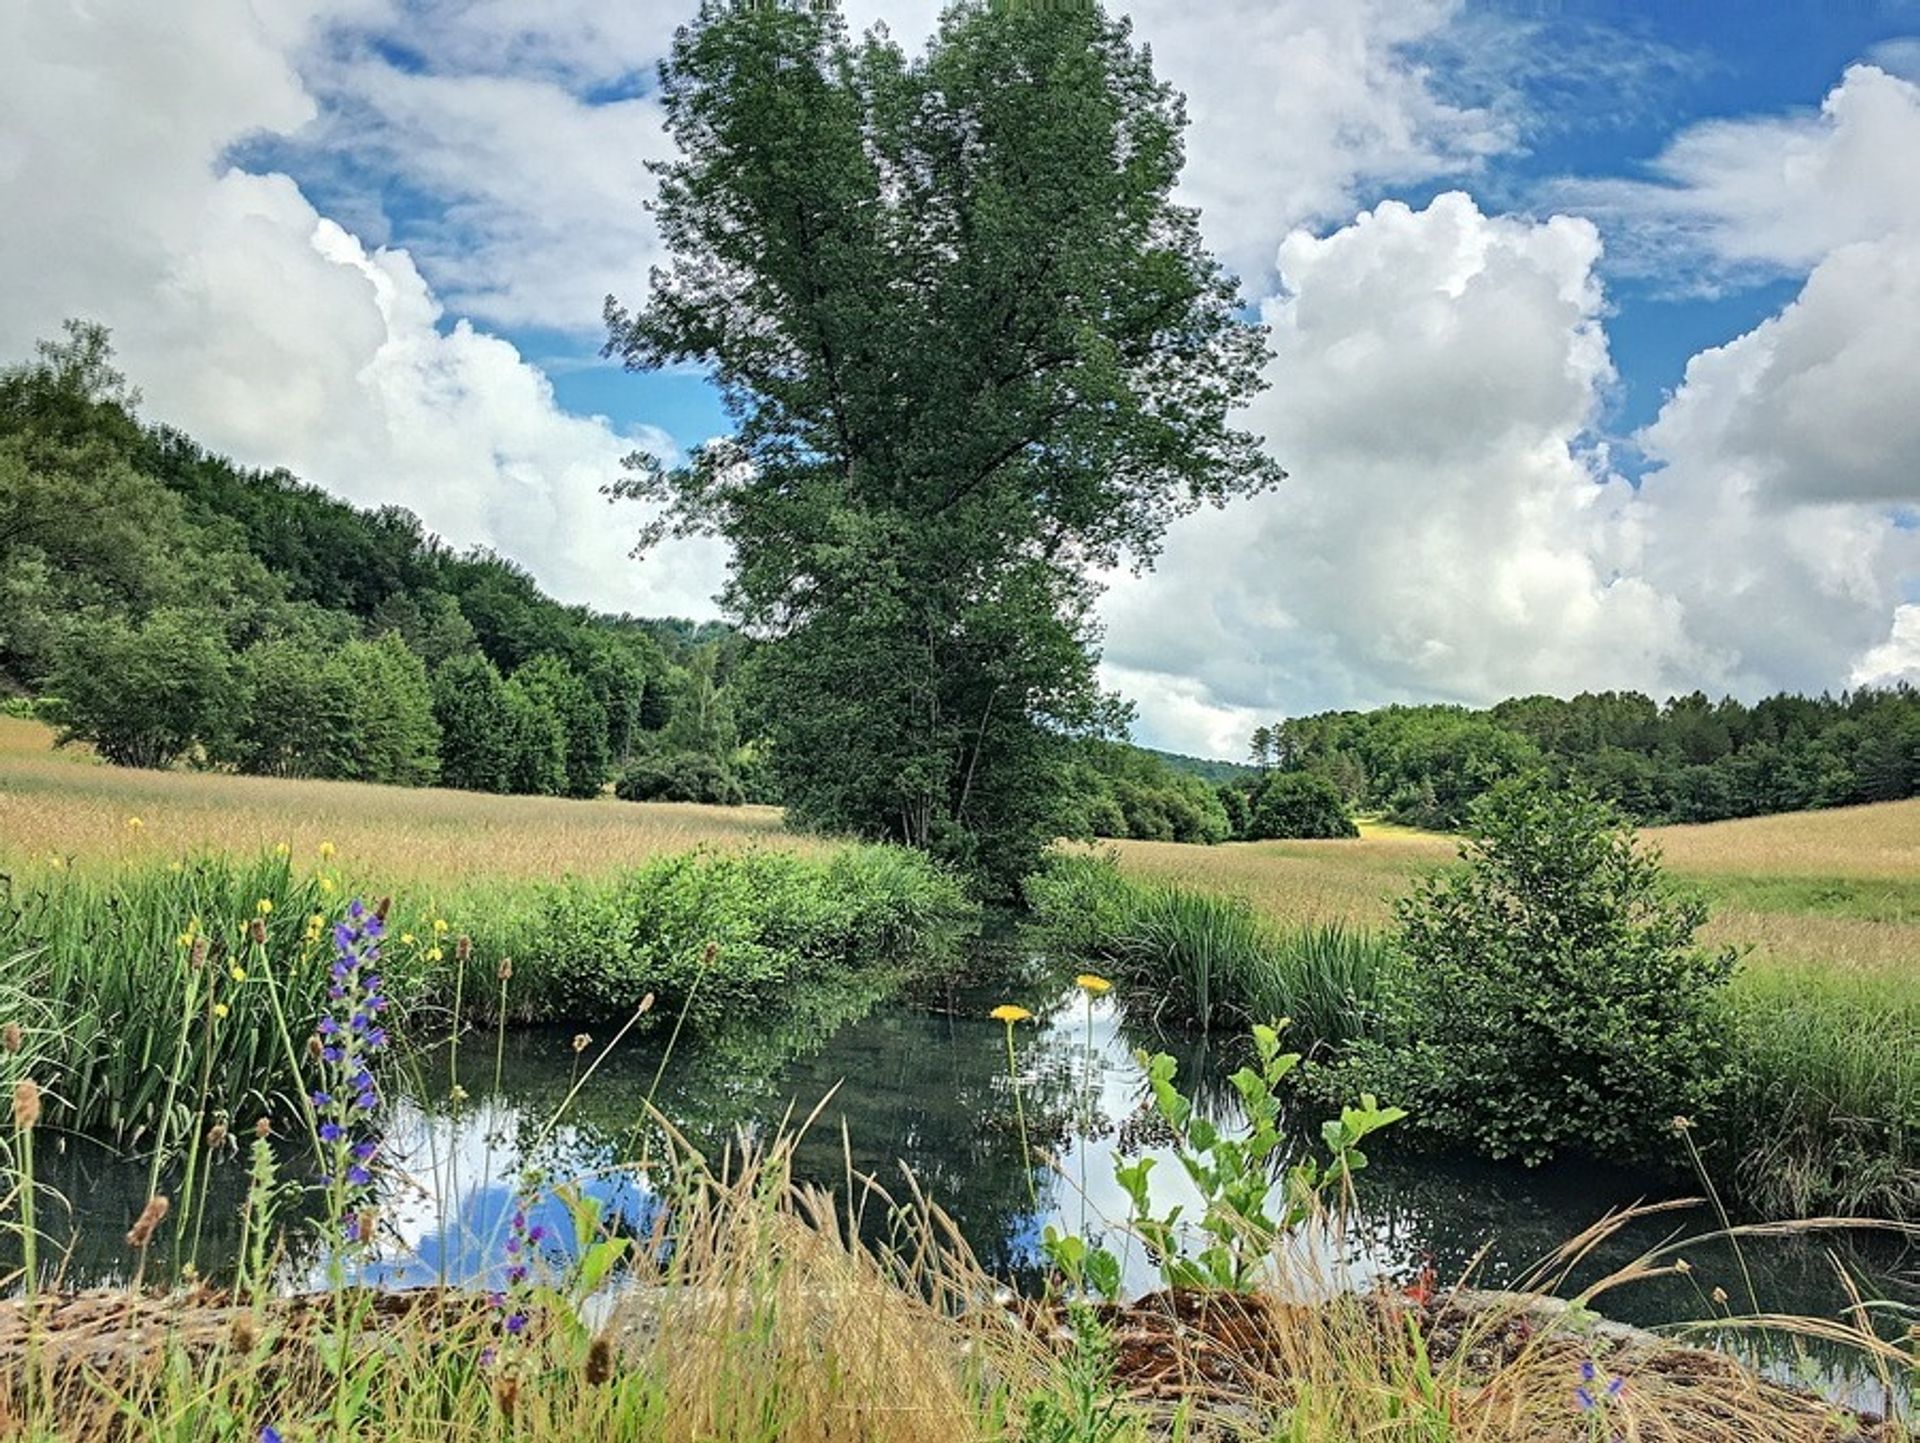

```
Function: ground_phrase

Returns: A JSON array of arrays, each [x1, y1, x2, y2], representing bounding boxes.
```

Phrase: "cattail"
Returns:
[[248, 917, 267, 946], [497, 958, 514, 983], [456, 935, 472, 964], [11, 1079, 40, 1131], [701, 940, 719, 967], [584, 1334, 614, 1387], [307, 1034, 323, 1061], [375, 896, 392, 922], [494, 1373, 519, 1419], [571, 1033, 592, 1055], [638, 992, 655, 1016], [126, 1195, 171, 1249], [2, 1024, 21, 1054], [206, 1121, 228, 1149], [229, 1314, 257, 1354], [189, 937, 208, 969], [255, 1117, 272, 1140], [355, 1207, 378, 1244]]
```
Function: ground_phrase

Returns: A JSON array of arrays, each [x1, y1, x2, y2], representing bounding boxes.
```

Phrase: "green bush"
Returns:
[[614, 751, 746, 806], [1346, 780, 1738, 1166], [1242, 771, 1357, 840], [493, 847, 974, 1027], [47, 608, 233, 768]]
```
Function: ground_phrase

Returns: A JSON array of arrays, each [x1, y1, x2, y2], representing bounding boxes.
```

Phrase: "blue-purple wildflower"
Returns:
[[1574, 1358, 1625, 1411], [313, 900, 389, 1243]]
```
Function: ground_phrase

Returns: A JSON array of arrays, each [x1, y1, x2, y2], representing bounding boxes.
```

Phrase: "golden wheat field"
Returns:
[[6, 714, 1918, 980], [0, 717, 830, 884]]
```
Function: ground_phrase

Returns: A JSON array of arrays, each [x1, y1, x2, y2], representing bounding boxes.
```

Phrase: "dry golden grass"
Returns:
[[0, 718, 829, 885], [1104, 801, 1920, 985]]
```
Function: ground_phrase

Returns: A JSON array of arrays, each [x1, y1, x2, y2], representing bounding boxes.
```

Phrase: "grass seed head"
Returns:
[[11, 1078, 40, 1131], [126, 1194, 171, 1249], [1, 1023, 21, 1054], [585, 1333, 614, 1387]]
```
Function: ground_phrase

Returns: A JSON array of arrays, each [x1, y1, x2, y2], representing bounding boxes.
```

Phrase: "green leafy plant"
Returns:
[[1046, 1022, 1403, 1296]]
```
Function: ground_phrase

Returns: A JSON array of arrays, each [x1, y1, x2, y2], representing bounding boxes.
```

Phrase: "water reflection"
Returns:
[[16, 986, 1915, 1380]]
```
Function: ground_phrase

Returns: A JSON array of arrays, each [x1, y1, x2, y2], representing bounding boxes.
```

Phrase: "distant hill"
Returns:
[[1140, 747, 1254, 785]]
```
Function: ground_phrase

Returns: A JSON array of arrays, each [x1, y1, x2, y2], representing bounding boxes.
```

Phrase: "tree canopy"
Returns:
[[607, 0, 1280, 889]]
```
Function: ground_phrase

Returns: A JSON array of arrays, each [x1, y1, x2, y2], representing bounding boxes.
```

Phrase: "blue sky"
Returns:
[[5, 0, 1920, 755]]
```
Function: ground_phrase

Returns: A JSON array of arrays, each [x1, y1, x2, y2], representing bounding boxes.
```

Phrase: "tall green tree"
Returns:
[[607, 0, 1280, 888], [323, 633, 440, 786], [515, 654, 611, 799], [48, 609, 234, 769], [433, 653, 514, 793]]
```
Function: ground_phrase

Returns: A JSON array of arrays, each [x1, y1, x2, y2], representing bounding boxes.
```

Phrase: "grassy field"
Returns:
[[0, 717, 828, 885], [1104, 800, 1920, 982]]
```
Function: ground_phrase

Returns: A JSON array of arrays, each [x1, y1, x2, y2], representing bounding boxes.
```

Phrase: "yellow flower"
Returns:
[[426, 947, 443, 962], [400, 933, 416, 946], [230, 966, 248, 983], [319, 877, 336, 894], [167, 861, 182, 873], [125, 816, 144, 830], [318, 841, 337, 860], [274, 841, 290, 857], [990, 1004, 1032, 1025], [212, 1003, 230, 1020], [433, 919, 449, 935], [48, 855, 67, 870], [1075, 974, 1112, 995], [255, 899, 273, 916]]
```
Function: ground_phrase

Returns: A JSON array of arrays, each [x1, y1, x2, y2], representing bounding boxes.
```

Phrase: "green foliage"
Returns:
[[614, 750, 746, 806], [1063, 741, 1232, 844], [1250, 685, 1920, 832], [323, 633, 441, 786], [47, 608, 234, 769], [607, 0, 1279, 892], [496, 847, 974, 1027], [1350, 780, 1739, 1166], [431, 652, 514, 792], [515, 653, 611, 799], [501, 672, 570, 796], [1243, 771, 1358, 840], [1026, 856, 1391, 1051], [1044, 1023, 1403, 1295], [0, 323, 740, 801]]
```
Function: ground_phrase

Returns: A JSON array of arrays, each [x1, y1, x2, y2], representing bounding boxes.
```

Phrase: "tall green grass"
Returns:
[[0, 844, 975, 1145], [1026, 855, 1392, 1052], [1715, 970, 1920, 1219]]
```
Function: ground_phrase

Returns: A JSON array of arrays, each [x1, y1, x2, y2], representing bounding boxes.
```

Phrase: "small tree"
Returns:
[[224, 635, 352, 777], [433, 653, 513, 793], [501, 675, 568, 796], [515, 654, 611, 799], [1377, 780, 1737, 1165], [49, 609, 232, 769], [1243, 772, 1357, 840], [324, 633, 440, 786]]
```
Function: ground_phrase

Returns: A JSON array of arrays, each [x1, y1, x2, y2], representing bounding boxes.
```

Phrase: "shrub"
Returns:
[[615, 751, 746, 806], [499, 847, 974, 1027], [1348, 780, 1738, 1166], [1242, 772, 1357, 840], [47, 608, 233, 768]]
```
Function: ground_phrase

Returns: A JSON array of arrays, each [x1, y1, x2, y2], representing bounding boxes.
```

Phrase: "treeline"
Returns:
[[0, 323, 755, 800], [1251, 687, 1920, 830], [1063, 741, 1355, 844]]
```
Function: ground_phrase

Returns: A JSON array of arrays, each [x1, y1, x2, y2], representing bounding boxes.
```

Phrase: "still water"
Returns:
[[22, 981, 1917, 1386]]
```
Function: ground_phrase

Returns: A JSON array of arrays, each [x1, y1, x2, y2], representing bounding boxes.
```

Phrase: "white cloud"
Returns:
[[1101, 192, 1720, 754], [1853, 604, 1920, 687], [0, 0, 721, 620], [1563, 62, 1920, 284]]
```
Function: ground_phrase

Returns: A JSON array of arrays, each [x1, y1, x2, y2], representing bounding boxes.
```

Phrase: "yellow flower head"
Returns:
[[212, 1002, 230, 1020], [230, 966, 248, 983], [125, 816, 144, 831], [319, 877, 337, 894], [400, 933, 416, 946], [1075, 974, 1113, 996], [990, 1004, 1033, 1025], [255, 898, 273, 916], [318, 841, 337, 860], [426, 947, 443, 962], [274, 841, 291, 857], [167, 861, 182, 873], [433, 919, 449, 934], [48, 855, 67, 870]]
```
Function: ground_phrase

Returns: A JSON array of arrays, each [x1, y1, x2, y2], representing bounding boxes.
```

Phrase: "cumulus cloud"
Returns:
[[1101, 192, 1716, 752], [0, 0, 721, 619], [1107, 66, 1920, 754], [1562, 62, 1920, 285]]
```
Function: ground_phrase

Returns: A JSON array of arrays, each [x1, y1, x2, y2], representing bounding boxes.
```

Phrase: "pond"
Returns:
[[16, 978, 1916, 1401]]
